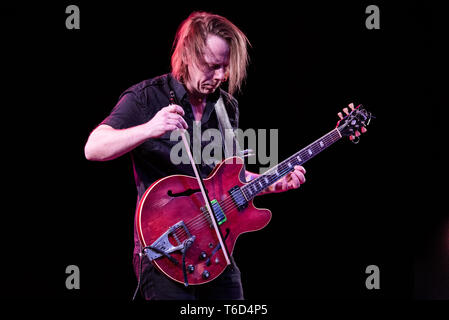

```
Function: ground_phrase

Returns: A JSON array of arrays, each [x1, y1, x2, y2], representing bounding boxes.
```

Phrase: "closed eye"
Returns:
[[209, 64, 228, 70]]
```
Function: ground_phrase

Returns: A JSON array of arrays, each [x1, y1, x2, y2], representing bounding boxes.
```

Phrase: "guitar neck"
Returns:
[[241, 128, 342, 200]]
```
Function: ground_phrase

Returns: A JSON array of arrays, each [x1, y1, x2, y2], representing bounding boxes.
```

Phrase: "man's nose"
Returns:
[[214, 67, 226, 81]]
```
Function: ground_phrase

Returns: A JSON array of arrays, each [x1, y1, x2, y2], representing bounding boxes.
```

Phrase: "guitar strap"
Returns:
[[214, 96, 248, 182]]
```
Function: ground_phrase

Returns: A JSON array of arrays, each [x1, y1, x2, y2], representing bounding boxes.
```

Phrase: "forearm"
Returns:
[[85, 104, 187, 161], [84, 123, 152, 161]]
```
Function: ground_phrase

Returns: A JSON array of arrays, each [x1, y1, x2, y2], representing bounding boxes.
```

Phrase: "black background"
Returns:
[[1, 1, 444, 304]]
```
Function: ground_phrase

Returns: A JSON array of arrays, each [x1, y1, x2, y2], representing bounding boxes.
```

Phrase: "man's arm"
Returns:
[[84, 104, 188, 161]]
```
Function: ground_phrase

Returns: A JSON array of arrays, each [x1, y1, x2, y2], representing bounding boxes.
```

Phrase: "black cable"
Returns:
[[131, 246, 180, 301], [205, 228, 230, 267], [181, 239, 194, 287], [132, 251, 144, 301], [182, 247, 188, 287]]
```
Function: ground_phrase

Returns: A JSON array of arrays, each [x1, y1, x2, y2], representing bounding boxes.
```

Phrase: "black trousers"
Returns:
[[133, 254, 244, 300]]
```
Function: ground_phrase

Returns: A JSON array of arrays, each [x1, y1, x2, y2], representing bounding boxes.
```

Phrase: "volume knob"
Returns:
[[199, 251, 207, 260], [202, 270, 210, 279]]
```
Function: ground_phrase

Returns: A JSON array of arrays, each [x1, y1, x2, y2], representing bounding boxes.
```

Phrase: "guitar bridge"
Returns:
[[144, 221, 195, 261]]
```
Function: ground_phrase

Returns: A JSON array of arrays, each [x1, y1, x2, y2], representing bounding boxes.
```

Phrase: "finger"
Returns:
[[289, 172, 301, 189], [165, 124, 178, 132], [294, 165, 306, 175], [167, 119, 183, 129], [166, 104, 185, 116], [282, 178, 288, 191], [294, 170, 306, 184], [168, 114, 189, 129], [179, 116, 188, 129]]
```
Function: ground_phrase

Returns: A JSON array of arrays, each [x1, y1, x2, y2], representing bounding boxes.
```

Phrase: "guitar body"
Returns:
[[136, 157, 272, 285]]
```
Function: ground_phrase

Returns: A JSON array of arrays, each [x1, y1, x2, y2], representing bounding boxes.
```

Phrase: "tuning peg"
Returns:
[[343, 108, 349, 115], [355, 130, 361, 137], [361, 126, 367, 133], [349, 135, 360, 144], [338, 112, 343, 120], [348, 103, 355, 110]]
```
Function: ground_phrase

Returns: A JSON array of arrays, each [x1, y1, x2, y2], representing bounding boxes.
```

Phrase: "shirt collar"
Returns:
[[168, 73, 221, 105], [167, 73, 188, 104]]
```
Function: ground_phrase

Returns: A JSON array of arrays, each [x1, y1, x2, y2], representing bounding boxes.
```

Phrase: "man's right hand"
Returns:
[[146, 104, 188, 138], [85, 104, 188, 161]]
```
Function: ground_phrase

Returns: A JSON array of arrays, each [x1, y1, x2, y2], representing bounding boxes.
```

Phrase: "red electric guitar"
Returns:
[[136, 103, 373, 285]]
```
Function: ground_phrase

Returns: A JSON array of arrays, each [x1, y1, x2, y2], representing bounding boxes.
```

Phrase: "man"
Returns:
[[84, 11, 306, 300]]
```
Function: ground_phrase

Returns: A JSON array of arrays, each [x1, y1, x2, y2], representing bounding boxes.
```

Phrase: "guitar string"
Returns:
[[203, 129, 340, 214], [172, 154, 296, 239], [173, 131, 341, 237], [173, 203, 242, 240], [174, 134, 335, 237], [169, 112, 354, 241], [174, 171, 336, 240], [174, 190, 273, 239], [173, 170, 305, 240], [172, 130, 342, 239], [170, 193, 239, 237], [183, 126, 359, 242], [174, 190, 243, 232], [175, 169, 284, 236]]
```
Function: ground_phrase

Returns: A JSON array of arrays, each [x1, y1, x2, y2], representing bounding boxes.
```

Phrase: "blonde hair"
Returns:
[[171, 11, 250, 96]]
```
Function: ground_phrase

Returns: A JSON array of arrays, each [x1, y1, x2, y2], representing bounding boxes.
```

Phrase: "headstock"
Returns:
[[336, 103, 373, 144]]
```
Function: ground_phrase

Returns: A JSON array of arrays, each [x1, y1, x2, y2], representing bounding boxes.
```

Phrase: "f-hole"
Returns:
[[167, 189, 201, 197]]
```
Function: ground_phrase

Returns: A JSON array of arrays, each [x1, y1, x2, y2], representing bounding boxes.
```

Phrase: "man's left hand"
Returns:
[[273, 165, 306, 192]]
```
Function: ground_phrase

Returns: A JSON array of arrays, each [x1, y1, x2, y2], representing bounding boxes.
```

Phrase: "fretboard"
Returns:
[[241, 128, 342, 200]]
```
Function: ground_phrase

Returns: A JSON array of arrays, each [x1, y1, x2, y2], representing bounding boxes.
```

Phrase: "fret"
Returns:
[[241, 128, 342, 200]]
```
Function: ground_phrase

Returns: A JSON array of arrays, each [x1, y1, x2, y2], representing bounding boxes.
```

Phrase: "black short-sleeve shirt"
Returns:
[[100, 73, 239, 254]]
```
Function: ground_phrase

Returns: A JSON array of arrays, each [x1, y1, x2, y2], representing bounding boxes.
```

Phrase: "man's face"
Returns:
[[187, 34, 230, 97]]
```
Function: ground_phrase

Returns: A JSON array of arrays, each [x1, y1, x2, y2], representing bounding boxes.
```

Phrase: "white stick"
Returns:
[[179, 129, 231, 266]]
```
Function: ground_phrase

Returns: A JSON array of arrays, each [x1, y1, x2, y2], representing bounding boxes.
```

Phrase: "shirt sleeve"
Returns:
[[100, 91, 147, 130]]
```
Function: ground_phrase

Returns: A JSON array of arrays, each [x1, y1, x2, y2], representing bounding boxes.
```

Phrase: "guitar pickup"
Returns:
[[229, 186, 248, 211], [210, 199, 226, 225]]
